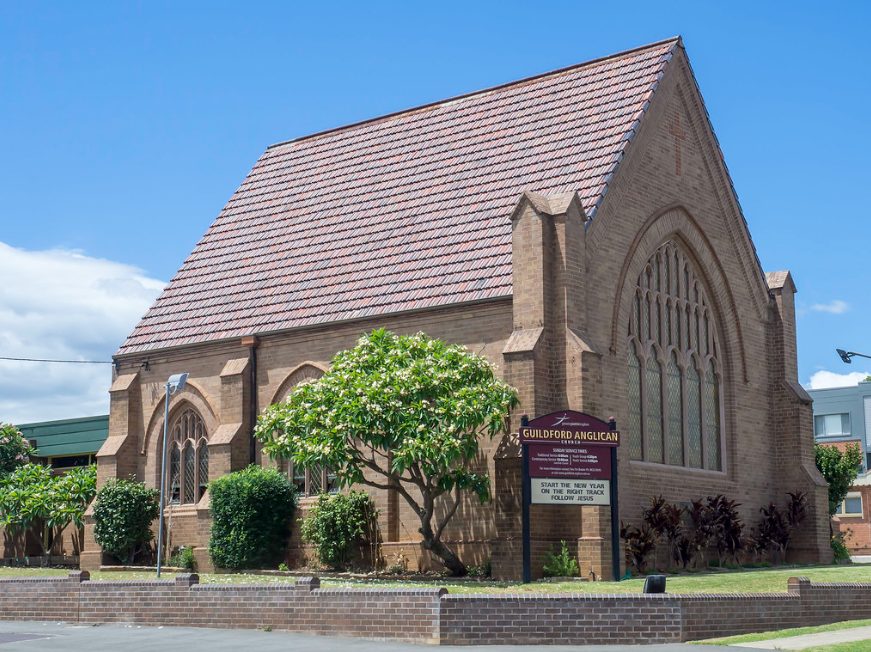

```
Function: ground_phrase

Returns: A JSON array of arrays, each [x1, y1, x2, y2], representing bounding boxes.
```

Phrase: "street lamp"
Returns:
[[156, 372, 188, 577], [836, 349, 871, 365]]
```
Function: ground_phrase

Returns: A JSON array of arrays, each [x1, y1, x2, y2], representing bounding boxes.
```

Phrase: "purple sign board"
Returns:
[[519, 410, 620, 447], [519, 410, 621, 582], [528, 443, 611, 480]]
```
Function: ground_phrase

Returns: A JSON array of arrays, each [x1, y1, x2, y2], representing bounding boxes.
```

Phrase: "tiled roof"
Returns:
[[119, 38, 680, 355]]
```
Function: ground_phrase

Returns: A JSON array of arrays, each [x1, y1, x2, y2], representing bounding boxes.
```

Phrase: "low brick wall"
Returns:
[[0, 573, 442, 643], [2, 573, 871, 645]]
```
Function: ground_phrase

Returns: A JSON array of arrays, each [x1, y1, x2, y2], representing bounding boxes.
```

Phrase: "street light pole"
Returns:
[[156, 373, 188, 578]]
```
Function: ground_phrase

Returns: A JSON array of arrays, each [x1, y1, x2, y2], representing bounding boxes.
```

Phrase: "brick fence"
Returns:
[[1, 573, 870, 645]]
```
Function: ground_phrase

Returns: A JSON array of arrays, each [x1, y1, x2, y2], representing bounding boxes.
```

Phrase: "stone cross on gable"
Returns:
[[669, 113, 687, 176]]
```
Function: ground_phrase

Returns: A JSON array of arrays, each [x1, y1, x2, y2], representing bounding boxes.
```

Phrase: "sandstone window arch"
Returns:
[[627, 241, 724, 470], [168, 407, 209, 504]]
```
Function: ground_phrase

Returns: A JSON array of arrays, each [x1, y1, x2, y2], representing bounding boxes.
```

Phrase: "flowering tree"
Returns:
[[255, 329, 518, 576], [0, 423, 33, 476], [0, 463, 96, 560]]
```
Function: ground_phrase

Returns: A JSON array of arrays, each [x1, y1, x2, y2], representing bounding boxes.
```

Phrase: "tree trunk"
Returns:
[[418, 519, 466, 576], [421, 533, 466, 576]]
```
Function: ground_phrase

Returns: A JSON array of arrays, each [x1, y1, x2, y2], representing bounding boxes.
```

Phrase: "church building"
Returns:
[[81, 37, 831, 576]]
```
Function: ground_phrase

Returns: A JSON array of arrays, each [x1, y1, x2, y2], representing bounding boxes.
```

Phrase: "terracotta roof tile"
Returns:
[[119, 38, 679, 354]]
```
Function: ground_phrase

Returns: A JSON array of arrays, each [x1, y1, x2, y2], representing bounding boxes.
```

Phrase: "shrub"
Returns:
[[93, 478, 159, 564], [467, 559, 491, 578], [300, 490, 378, 570], [706, 494, 744, 566], [209, 466, 296, 570], [0, 424, 33, 476], [831, 531, 851, 563], [757, 492, 807, 563], [386, 548, 409, 574], [542, 540, 579, 577], [642, 495, 668, 570], [170, 545, 196, 570], [620, 522, 656, 574]]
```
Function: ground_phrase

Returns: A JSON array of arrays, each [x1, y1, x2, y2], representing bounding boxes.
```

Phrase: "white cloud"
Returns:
[[807, 369, 871, 390], [0, 242, 164, 424], [811, 300, 850, 314]]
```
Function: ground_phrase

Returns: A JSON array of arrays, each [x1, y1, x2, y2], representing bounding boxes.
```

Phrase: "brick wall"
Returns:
[[0, 572, 442, 643], [2, 573, 871, 645]]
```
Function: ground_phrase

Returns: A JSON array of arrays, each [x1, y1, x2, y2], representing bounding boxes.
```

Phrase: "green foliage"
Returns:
[[831, 532, 851, 563], [466, 559, 491, 578], [278, 562, 289, 572], [815, 443, 863, 516], [542, 540, 580, 578], [208, 466, 296, 570], [0, 424, 33, 476], [255, 329, 518, 576], [300, 491, 377, 570], [93, 478, 159, 564], [620, 522, 657, 574], [169, 545, 196, 570], [0, 463, 96, 557]]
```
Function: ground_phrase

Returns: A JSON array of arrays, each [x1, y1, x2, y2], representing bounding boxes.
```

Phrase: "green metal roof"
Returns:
[[16, 415, 109, 458]]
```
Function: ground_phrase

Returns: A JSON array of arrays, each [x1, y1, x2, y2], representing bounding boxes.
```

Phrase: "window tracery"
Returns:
[[167, 408, 209, 504], [627, 241, 723, 470]]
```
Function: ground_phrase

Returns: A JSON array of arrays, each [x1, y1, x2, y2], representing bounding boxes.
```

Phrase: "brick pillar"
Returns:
[[208, 356, 251, 478], [767, 271, 831, 564], [81, 372, 142, 571], [494, 190, 592, 579]]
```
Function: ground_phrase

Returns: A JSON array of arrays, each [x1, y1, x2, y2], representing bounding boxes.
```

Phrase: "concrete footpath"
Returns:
[[734, 624, 871, 649], [0, 621, 757, 651]]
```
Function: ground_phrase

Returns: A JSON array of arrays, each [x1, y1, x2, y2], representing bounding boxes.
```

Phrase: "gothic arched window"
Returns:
[[626, 241, 724, 471], [168, 408, 209, 504], [276, 367, 339, 497]]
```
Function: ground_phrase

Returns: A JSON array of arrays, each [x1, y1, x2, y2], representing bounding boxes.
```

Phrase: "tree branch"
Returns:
[[434, 488, 461, 542]]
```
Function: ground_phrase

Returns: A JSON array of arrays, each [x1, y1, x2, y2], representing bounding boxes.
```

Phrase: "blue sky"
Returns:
[[1, 1, 869, 421]]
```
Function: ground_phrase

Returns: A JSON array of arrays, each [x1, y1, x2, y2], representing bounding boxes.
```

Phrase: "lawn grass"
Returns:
[[698, 619, 871, 645], [802, 642, 871, 652], [3, 563, 871, 594]]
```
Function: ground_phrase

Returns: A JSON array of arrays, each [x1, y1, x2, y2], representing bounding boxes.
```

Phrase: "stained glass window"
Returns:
[[628, 344, 643, 461], [666, 353, 683, 465], [167, 408, 209, 505], [197, 440, 209, 500], [627, 241, 723, 470], [704, 361, 721, 470], [183, 442, 196, 504], [170, 447, 180, 504], [687, 364, 702, 468], [645, 356, 664, 463]]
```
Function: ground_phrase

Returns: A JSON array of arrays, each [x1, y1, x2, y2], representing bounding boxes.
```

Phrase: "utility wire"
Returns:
[[0, 356, 112, 364]]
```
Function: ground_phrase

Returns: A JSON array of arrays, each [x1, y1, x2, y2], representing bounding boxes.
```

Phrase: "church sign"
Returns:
[[530, 478, 610, 505], [519, 410, 621, 582], [527, 444, 610, 479]]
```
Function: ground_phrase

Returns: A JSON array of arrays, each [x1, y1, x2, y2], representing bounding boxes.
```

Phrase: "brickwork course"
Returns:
[[2, 573, 871, 645], [79, 36, 831, 576]]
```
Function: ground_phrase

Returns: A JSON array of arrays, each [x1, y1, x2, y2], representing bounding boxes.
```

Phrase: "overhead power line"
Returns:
[[0, 356, 112, 364]]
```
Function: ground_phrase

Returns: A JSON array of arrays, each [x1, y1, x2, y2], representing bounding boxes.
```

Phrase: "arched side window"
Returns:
[[276, 368, 339, 498], [626, 241, 724, 471], [168, 408, 209, 504]]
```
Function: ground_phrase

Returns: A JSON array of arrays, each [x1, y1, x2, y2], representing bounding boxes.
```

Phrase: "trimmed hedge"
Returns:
[[93, 478, 159, 564], [208, 466, 296, 569]]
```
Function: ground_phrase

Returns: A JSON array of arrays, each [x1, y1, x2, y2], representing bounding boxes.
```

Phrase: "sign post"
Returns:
[[519, 410, 621, 582]]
